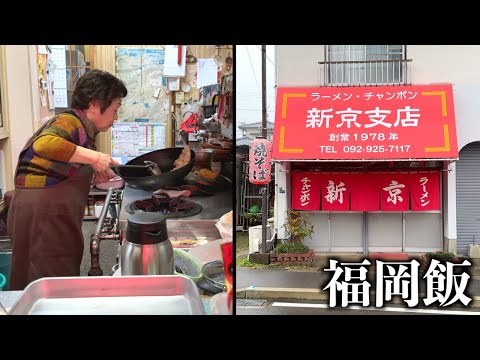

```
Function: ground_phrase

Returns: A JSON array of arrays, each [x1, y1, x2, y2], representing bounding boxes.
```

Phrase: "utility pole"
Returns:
[[248, 45, 272, 264], [261, 45, 268, 253], [262, 46, 267, 139]]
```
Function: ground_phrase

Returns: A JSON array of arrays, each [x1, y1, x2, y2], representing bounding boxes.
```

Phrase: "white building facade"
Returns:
[[273, 45, 480, 255]]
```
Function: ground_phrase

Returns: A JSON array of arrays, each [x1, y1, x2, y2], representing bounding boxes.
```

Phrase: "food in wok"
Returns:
[[173, 145, 191, 170], [194, 168, 219, 179]]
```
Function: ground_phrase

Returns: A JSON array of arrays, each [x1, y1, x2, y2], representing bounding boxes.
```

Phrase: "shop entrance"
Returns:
[[366, 212, 442, 253], [367, 213, 402, 252], [305, 211, 442, 253]]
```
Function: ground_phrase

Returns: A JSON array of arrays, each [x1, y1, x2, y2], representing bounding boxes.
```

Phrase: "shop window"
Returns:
[[326, 45, 407, 86], [55, 45, 95, 114]]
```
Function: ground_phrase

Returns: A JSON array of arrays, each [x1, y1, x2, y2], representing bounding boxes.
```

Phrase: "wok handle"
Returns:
[[111, 165, 152, 177], [113, 164, 151, 169]]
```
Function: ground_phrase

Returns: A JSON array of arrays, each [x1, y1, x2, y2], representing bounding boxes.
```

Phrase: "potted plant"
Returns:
[[270, 209, 315, 265], [282, 209, 315, 243]]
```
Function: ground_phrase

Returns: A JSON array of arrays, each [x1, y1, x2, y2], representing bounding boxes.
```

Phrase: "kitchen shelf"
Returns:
[[83, 215, 98, 221], [89, 188, 109, 196]]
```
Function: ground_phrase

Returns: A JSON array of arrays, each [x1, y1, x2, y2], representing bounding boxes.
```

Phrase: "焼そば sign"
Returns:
[[249, 138, 272, 185]]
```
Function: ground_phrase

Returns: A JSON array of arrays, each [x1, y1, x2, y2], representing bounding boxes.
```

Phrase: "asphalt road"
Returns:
[[236, 298, 480, 315]]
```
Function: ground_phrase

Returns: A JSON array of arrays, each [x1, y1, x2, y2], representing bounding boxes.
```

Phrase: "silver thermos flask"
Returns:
[[120, 212, 174, 276]]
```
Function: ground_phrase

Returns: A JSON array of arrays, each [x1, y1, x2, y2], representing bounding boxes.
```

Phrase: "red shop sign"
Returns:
[[249, 138, 272, 185], [272, 84, 458, 161]]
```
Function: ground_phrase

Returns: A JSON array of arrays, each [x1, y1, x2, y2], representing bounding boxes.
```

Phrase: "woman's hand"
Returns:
[[91, 152, 119, 172], [92, 169, 118, 185], [90, 152, 120, 184]]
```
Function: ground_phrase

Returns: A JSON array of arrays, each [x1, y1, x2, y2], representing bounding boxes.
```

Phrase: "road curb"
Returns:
[[236, 287, 480, 308]]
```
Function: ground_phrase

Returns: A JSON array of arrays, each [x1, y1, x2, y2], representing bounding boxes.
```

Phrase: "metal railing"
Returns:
[[318, 59, 412, 86]]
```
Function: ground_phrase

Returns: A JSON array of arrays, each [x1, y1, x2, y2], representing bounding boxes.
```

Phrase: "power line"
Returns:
[[246, 45, 260, 93], [237, 108, 275, 112], [237, 92, 276, 96]]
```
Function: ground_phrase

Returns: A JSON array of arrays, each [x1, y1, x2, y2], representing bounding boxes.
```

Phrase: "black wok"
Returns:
[[112, 147, 195, 192]]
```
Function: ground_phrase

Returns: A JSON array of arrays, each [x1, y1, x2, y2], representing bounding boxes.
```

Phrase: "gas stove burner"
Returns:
[[125, 195, 203, 219]]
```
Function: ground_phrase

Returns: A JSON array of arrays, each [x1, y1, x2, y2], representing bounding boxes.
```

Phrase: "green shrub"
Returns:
[[237, 257, 257, 267], [282, 209, 315, 243], [236, 256, 267, 268], [425, 251, 456, 261], [244, 212, 262, 225], [274, 242, 310, 254]]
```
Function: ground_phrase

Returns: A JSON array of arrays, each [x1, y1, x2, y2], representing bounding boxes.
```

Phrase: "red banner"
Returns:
[[291, 172, 440, 211], [319, 174, 350, 211], [350, 174, 379, 211], [379, 174, 410, 211], [410, 172, 440, 211], [273, 84, 458, 161], [291, 172, 321, 210]]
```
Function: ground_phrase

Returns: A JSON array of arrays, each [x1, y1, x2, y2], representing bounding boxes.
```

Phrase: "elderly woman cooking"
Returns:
[[7, 69, 127, 290]]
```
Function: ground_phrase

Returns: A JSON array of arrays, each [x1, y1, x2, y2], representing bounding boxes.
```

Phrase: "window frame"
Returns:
[[54, 45, 95, 114], [325, 45, 407, 86]]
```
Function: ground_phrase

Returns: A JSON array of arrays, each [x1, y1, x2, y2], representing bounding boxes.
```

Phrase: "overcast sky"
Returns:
[[236, 45, 276, 138]]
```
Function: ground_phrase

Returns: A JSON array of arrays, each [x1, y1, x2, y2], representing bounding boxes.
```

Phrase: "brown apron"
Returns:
[[7, 119, 94, 290]]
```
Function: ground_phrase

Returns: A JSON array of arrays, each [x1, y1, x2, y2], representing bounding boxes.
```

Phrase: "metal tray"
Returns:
[[187, 239, 223, 265], [8, 275, 205, 315]]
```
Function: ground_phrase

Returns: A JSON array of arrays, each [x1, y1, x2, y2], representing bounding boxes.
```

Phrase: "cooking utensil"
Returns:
[[176, 238, 225, 295], [194, 258, 225, 295], [173, 248, 203, 283], [112, 147, 195, 192], [143, 161, 162, 175], [202, 260, 226, 291]]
